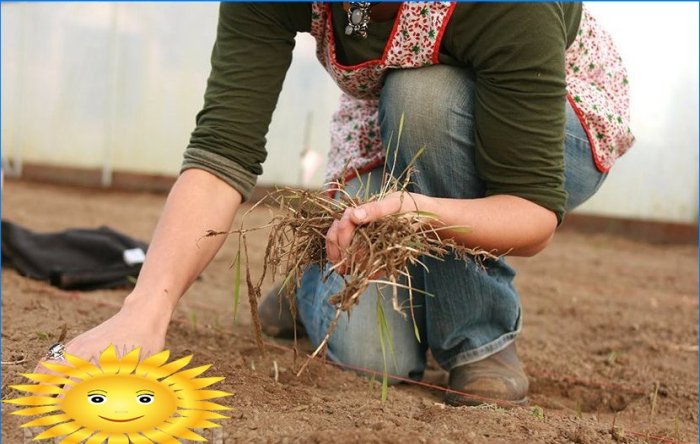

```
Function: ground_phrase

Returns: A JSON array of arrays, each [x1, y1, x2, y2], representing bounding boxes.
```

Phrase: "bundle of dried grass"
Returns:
[[207, 160, 498, 378]]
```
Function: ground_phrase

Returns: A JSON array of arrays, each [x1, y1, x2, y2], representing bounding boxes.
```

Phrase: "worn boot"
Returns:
[[445, 343, 529, 407], [257, 285, 306, 339]]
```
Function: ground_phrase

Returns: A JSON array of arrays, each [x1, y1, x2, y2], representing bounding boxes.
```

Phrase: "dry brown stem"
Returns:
[[207, 168, 498, 375]]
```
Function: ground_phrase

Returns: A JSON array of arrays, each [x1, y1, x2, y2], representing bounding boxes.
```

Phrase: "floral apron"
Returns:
[[311, 2, 455, 183], [565, 7, 634, 172], [310, 3, 634, 183]]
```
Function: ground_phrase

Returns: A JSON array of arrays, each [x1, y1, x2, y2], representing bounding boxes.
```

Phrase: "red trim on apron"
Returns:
[[432, 3, 456, 65], [311, 2, 458, 184], [567, 94, 611, 173]]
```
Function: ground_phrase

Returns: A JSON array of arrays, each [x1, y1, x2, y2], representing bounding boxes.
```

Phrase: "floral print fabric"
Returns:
[[311, 3, 633, 182], [565, 7, 634, 172], [311, 2, 454, 182]]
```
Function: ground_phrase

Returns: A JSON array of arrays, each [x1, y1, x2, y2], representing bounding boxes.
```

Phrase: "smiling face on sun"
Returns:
[[61, 374, 178, 434], [5, 346, 232, 442]]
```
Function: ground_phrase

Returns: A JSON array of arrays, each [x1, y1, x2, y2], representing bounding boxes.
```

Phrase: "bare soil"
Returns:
[[2, 179, 698, 443]]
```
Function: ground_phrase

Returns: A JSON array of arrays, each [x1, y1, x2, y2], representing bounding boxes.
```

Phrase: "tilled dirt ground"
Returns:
[[2, 179, 698, 443]]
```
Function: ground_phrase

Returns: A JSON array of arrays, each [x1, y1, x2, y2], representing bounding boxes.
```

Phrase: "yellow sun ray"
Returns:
[[97, 345, 121, 375], [171, 410, 226, 430], [40, 361, 94, 380], [162, 364, 211, 384], [6, 346, 232, 442], [134, 349, 171, 375], [141, 428, 180, 444], [10, 384, 64, 395], [186, 389, 233, 401], [163, 370, 213, 392], [4, 395, 60, 406], [106, 434, 129, 444], [126, 432, 154, 444], [187, 376, 226, 390], [19, 412, 70, 428], [187, 419, 221, 429], [148, 355, 193, 379], [20, 372, 73, 386], [64, 353, 102, 376], [176, 399, 232, 411], [116, 347, 141, 374], [177, 410, 228, 421], [84, 431, 109, 444], [34, 420, 82, 440], [159, 420, 207, 442], [59, 427, 94, 444], [10, 405, 61, 416]]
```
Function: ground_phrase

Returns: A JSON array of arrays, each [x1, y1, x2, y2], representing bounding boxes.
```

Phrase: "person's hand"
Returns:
[[325, 191, 425, 274], [33, 297, 171, 374]]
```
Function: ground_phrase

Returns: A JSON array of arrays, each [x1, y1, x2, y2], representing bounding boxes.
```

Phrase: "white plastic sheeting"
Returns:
[[1, 3, 340, 187], [2, 3, 698, 223], [3, 4, 219, 182], [578, 3, 698, 223]]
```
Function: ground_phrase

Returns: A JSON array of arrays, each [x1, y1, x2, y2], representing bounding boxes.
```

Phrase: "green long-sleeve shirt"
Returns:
[[183, 2, 582, 221]]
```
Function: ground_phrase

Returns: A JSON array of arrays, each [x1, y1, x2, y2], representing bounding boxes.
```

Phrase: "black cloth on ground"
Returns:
[[1, 220, 148, 290]]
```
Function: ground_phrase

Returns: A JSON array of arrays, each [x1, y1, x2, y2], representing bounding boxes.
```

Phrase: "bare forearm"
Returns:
[[124, 169, 242, 315], [418, 193, 557, 256], [33, 169, 243, 367], [332, 192, 558, 263]]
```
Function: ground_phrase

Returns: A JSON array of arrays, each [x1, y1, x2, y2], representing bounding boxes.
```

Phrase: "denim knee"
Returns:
[[325, 283, 426, 383], [379, 65, 475, 140], [378, 66, 483, 199]]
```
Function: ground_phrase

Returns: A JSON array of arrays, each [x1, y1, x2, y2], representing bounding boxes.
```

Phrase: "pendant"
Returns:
[[344, 2, 372, 39]]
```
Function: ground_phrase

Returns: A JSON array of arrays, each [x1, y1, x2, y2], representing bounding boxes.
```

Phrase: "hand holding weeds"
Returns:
[[207, 159, 497, 373], [326, 191, 424, 275]]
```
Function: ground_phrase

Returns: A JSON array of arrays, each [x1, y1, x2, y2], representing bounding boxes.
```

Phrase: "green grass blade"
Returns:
[[352, 166, 365, 199], [276, 269, 296, 297], [378, 303, 396, 361], [375, 288, 399, 402], [406, 275, 421, 344], [380, 367, 389, 402], [385, 115, 403, 191], [412, 316, 421, 343], [412, 210, 440, 220], [381, 132, 395, 197], [433, 225, 472, 233], [375, 306, 388, 401], [446, 226, 472, 233], [399, 145, 426, 182], [368, 280, 435, 298], [232, 249, 242, 323], [396, 113, 404, 155], [407, 145, 426, 169], [364, 171, 372, 202]]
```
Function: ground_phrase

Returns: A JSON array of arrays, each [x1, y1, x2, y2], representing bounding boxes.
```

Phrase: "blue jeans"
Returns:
[[296, 65, 606, 380]]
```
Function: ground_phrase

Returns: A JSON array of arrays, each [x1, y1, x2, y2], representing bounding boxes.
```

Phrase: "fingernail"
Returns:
[[354, 208, 366, 221]]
